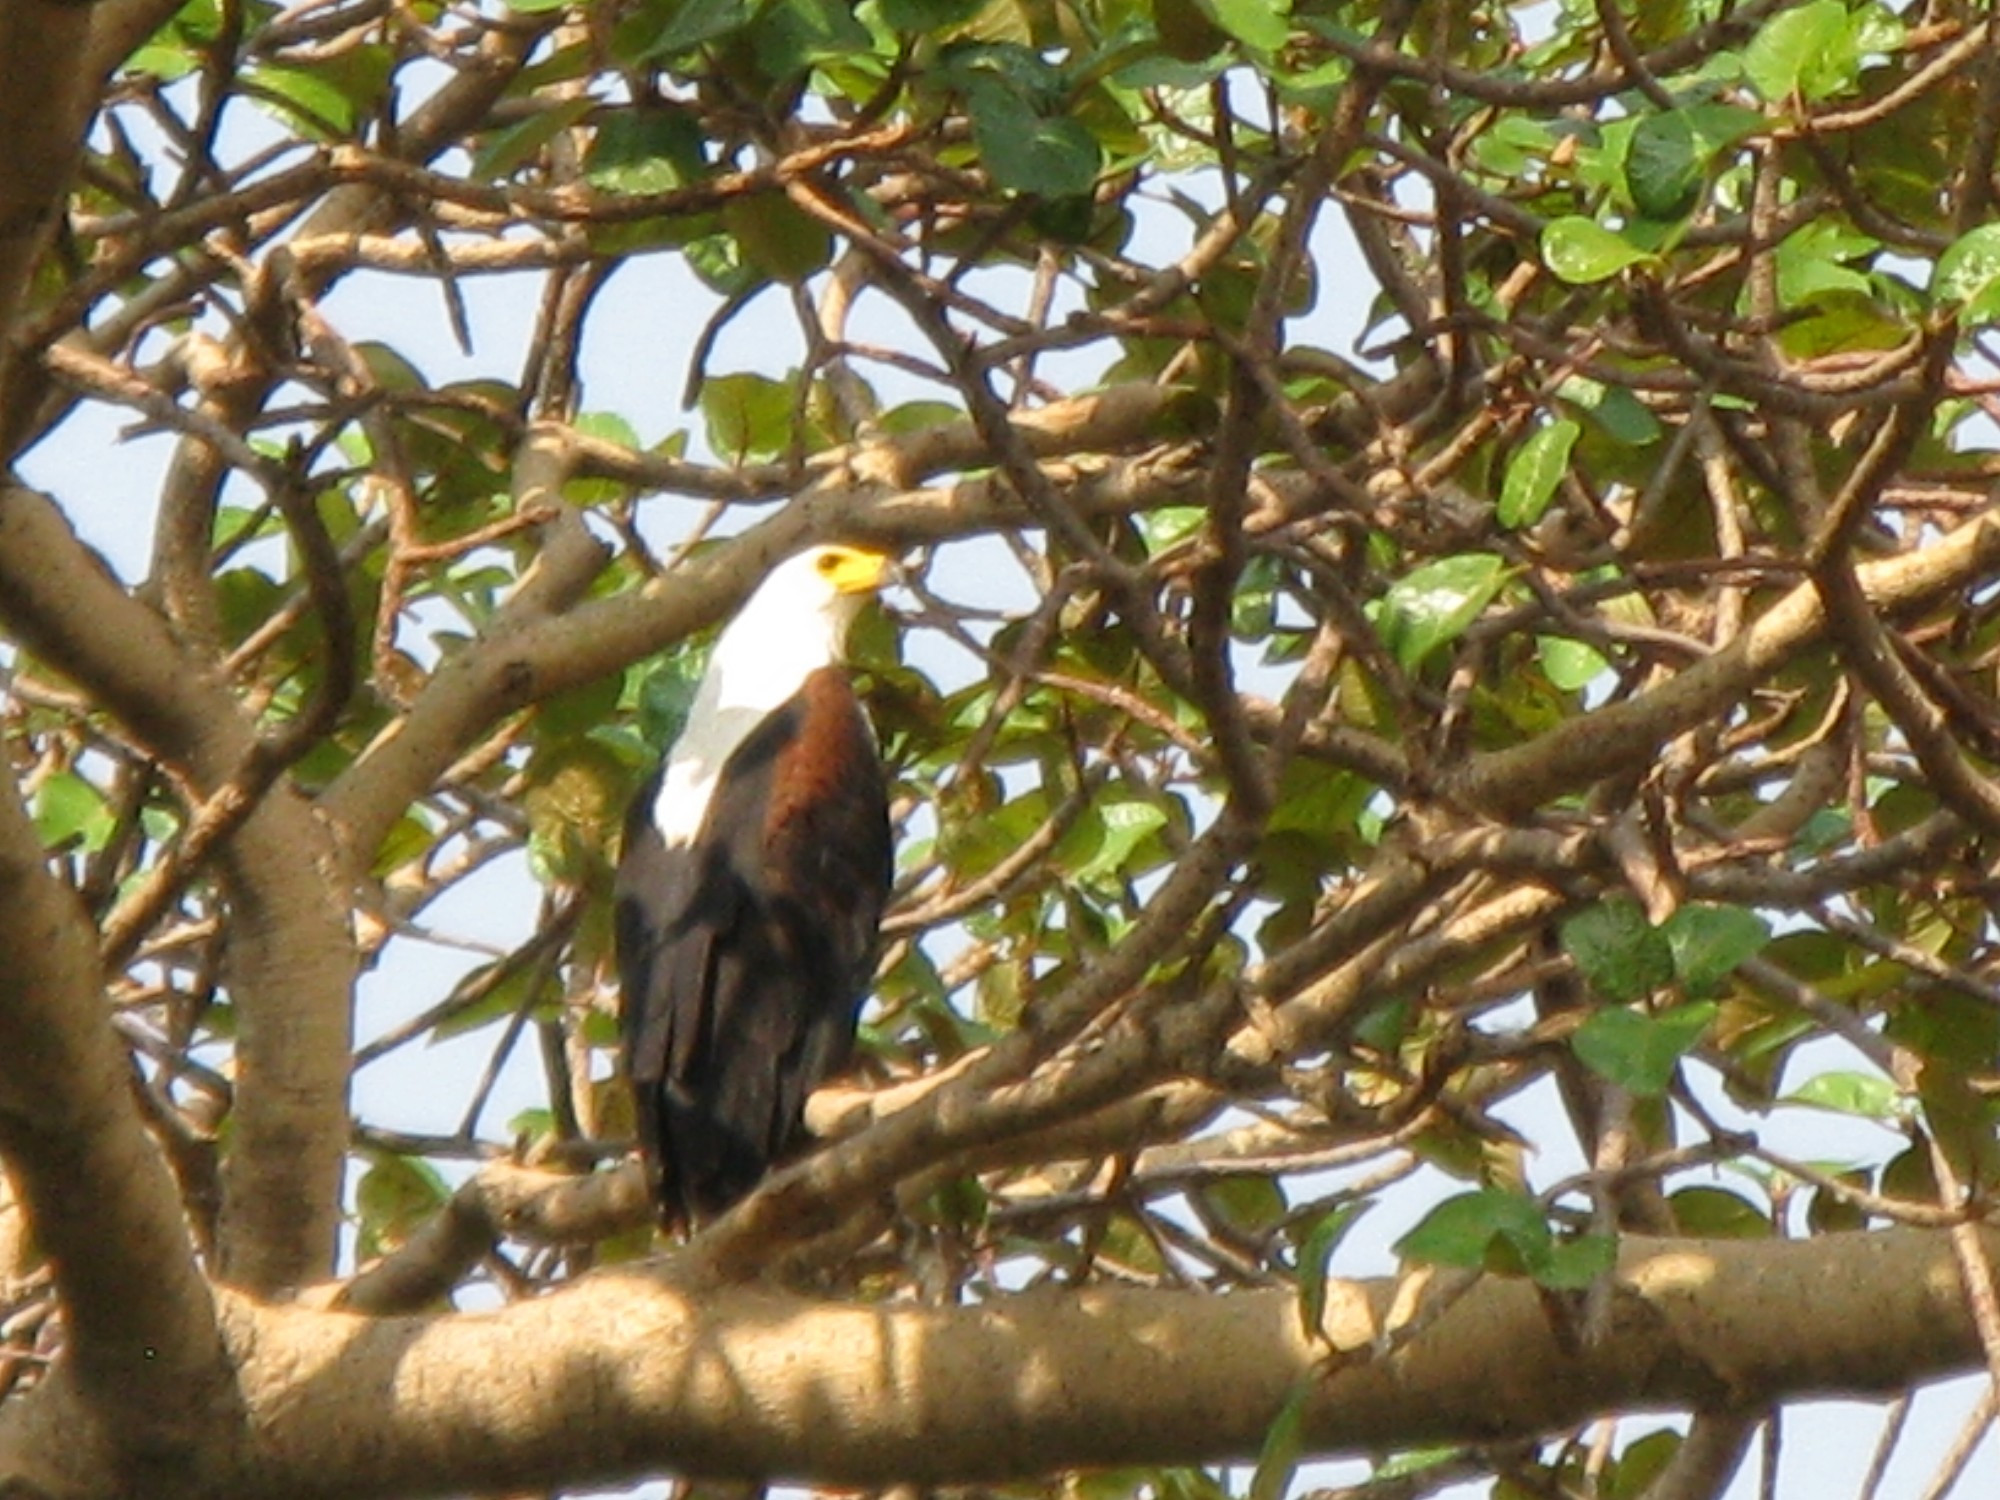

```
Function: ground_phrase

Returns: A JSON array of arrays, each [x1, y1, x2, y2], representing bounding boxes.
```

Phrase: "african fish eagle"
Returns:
[[615, 543, 894, 1229]]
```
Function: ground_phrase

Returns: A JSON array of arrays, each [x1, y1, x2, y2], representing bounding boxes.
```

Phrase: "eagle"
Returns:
[[615, 544, 894, 1230]]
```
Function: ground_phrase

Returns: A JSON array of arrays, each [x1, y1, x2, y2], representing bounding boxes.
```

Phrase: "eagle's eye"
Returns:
[[816, 553, 841, 574]]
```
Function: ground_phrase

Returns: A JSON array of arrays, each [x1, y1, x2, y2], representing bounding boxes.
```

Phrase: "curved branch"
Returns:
[[1451, 507, 2000, 817], [0, 734, 227, 1473], [0, 477, 357, 1292]]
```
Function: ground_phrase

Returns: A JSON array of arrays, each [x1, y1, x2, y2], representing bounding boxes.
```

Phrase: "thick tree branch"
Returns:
[[0, 2, 94, 374], [0, 1227, 1988, 1499], [1451, 507, 2000, 816], [0, 478, 356, 1293], [0, 719, 227, 1478]]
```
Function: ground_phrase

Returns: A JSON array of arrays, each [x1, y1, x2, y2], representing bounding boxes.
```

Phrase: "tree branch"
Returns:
[[0, 716, 227, 1481], [1, 1227, 1990, 1498], [0, 477, 357, 1293]]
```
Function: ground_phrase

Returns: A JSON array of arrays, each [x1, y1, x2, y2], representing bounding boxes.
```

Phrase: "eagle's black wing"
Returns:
[[616, 667, 891, 1228]]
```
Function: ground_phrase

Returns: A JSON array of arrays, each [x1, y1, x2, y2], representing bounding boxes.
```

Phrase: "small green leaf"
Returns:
[[1668, 1184, 1771, 1238], [965, 79, 1102, 198], [1372, 1448, 1465, 1482], [879, 0, 986, 29], [1373, 553, 1507, 669], [1071, 795, 1169, 880], [1541, 217, 1653, 284], [1537, 1232, 1618, 1291], [753, 0, 874, 80], [1295, 1201, 1370, 1341], [1558, 375, 1662, 445], [1742, 0, 1853, 103], [126, 41, 202, 80], [1785, 1070, 1900, 1119], [1537, 636, 1609, 692], [587, 106, 708, 195], [701, 371, 795, 461], [1199, 1175, 1286, 1235], [1935, 223, 2000, 325], [1200, 0, 1289, 52], [34, 771, 114, 853], [1661, 903, 1770, 992], [1777, 219, 1879, 306], [636, 644, 711, 751], [1498, 418, 1579, 528], [1138, 506, 1207, 553], [1560, 900, 1675, 1002], [1610, 1431, 1684, 1498], [355, 1151, 452, 1260], [1623, 104, 1763, 220], [1395, 1188, 1548, 1272], [1249, 1380, 1311, 1500], [565, 411, 645, 505], [633, 0, 754, 60], [246, 62, 360, 137], [507, 1106, 557, 1138], [1572, 1002, 1718, 1096], [1625, 111, 1705, 221]]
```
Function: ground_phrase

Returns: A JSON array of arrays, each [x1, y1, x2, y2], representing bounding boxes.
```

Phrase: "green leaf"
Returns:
[[1785, 1070, 1900, 1120], [34, 771, 115, 853], [1373, 553, 1507, 669], [587, 106, 708, 195], [1295, 1201, 1369, 1341], [633, 0, 755, 60], [1137, 505, 1207, 553], [565, 412, 645, 505], [1498, 418, 1579, 528], [636, 644, 711, 751], [1609, 1431, 1683, 1500], [472, 97, 598, 180], [1624, 104, 1763, 220], [1935, 223, 2000, 326], [1538, 1233, 1618, 1291], [1573, 1002, 1718, 1096], [1541, 217, 1653, 284], [1199, 0, 1289, 53], [1373, 1448, 1465, 1482], [355, 1151, 452, 1261], [1669, 1184, 1771, 1238], [753, 0, 875, 80], [723, 193, 835, 283], [1742, 0, 1853, 103], [1560, 900, 1674, 1003], [126, 41, 202, 80], [1199, 1175, 1286, 1234], [1625, 111, 1705, 221], [1068, 795, 1169, 880], [701, 371, 795, 461], [965, 79, 1102, 198], [246, 62, 363, 137], [1661, 903, 1770, 992], [1558, 375, 1661, 445], [370, 810, 438, 877], [1776, 219, 1879, 306], [1537, 636, 1609, 692], [879, 0, 986, 29], [1249, 1379, 1311, 1500], [1395, 1188, 1549, 1272]]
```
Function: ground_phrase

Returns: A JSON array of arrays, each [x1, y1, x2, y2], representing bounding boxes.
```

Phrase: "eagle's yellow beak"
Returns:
[[813, 545, 894, 596]]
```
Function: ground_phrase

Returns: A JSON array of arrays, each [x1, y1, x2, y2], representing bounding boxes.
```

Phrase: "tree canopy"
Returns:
[[4, 0, 2000, 1496]]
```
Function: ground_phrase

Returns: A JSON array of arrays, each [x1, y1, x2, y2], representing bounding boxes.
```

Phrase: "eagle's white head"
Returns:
[[653, 544, 893, 843]]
